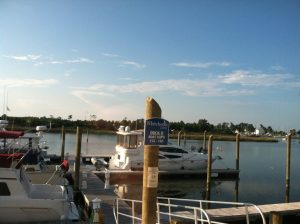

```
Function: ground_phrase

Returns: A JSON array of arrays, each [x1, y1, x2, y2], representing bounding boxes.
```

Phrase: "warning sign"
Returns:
[[144, 118, 169, 145]]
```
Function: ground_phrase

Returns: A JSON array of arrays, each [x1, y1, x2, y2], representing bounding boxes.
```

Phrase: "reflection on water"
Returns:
[[114, 179, 224, 201], [44, 132, 300, 205]]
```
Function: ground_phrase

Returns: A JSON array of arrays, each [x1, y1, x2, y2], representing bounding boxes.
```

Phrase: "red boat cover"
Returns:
[[0, 131, 24, 138]]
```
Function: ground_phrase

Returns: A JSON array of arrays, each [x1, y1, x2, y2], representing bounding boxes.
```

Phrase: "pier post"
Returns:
[[269, 211, 283, 224], [60, 126, 65, 162], [205, 135, 213, 202], [203, 130, 207, 149], [74, 126, 82, 191], [178, 130, 182, 146], [142, 97, 161, 224], [285, 133, 292, 203], [235, 133, 240, 170]]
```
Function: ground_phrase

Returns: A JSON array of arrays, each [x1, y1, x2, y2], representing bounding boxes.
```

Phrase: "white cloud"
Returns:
[[102, 53, 120, 58], [170, 61, 231, 68], [3, 54, 41, 61], [220, 70, 291, 86], [71, 78, 252, 105], [35, 57, 94, 66], [120, 60, 146, 69], [70, 69, 298, 105], [0, 78, 58, 87]]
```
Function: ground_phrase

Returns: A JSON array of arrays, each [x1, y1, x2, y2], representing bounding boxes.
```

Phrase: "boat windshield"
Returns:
[[159, 146, 188, 154], [117, 134, 138, 149]]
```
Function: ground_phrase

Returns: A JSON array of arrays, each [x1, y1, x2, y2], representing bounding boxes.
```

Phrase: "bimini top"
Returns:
[[0, 130, 24, 139]]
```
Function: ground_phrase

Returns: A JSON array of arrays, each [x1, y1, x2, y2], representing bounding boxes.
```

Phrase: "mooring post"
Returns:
[[60, 126, 65, 162], [206, 135, 213, 202], [142, 97, 161, 224], [285, 133, 292, 203], [74, 126, 82, 191], [203, 130, 207, 149], [235, 133, 240, 170], [178, 130, 182, 146], [269, 211, 283, 224]]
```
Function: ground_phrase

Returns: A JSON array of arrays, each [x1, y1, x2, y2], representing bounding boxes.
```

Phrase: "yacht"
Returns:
[[0, 167, 79, 223], [108, 126, 218, 171]]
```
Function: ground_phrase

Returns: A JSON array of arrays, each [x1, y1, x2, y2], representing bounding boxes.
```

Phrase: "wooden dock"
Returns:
[[206, 202, 300, 221], [171, 202, 300, 223], [79, 167, 131, 224]]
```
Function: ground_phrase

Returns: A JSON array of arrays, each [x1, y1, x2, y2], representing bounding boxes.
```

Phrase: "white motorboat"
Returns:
[[108, 126, 218, 171], [0, 167, 79, 223]]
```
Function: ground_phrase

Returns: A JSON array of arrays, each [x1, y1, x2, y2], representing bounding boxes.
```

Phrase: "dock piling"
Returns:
[[285, 133, 292, 203], [269, 211, 283, 224], [74, 126, 82, 191], [206, 135, 213, 202], [203, 130, 207, 149], [60, 126, 65, 162], [142, 97, 161, 224], [177, 130, 182, 146], [235, 133, 240, 170]]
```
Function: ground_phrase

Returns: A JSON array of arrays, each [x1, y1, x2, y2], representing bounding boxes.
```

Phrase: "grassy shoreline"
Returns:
[[169, 133, 279, 142], [11, 126, 280, 142]]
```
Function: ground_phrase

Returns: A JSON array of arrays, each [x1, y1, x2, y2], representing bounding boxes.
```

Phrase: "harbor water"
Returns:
[[44, 132, 300, 205]]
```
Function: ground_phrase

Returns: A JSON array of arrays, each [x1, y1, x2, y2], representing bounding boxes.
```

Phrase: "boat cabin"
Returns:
[[116, 126, 144, 150]]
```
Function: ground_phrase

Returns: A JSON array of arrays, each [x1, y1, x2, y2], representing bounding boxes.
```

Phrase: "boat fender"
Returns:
[[61, 159, 70, 172]]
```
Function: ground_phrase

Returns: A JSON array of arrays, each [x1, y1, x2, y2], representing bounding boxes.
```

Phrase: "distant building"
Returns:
[[254, 128, 265, 136]]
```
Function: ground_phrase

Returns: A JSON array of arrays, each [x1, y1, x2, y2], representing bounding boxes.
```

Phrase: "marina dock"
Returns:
[[79, 167, 131, 224], [78, 166, 300, 224], [206, 202, 300, 222]]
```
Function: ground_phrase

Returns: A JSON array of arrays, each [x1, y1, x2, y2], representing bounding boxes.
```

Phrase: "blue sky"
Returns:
[[0, 0, 299, 131]]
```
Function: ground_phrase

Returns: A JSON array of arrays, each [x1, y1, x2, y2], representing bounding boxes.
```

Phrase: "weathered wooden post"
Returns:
[[205, 135, 213, 202], [203, 130, 207, 149], [235, 133, 240, 170], [74, 126, 82, 191], [235, 180, 239, 203], [142, 97, 166, 224], [60, 126, 65, 162], [285, 133, 292, 203], [178, 130, 182, 146], [269, 211, 283, 224]]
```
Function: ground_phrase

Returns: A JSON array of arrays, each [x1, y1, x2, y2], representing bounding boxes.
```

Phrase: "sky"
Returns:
[[0, 0, 299, 131]]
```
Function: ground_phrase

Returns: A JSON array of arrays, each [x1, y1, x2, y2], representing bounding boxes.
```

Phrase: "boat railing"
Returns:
[[113, 197, 266, 224]]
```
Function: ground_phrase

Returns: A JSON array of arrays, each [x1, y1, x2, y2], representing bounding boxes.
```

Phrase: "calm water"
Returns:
[[44, 132, 300, 205]]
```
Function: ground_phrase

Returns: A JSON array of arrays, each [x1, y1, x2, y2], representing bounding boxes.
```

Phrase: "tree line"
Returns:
[[2, 115, 299, 136]]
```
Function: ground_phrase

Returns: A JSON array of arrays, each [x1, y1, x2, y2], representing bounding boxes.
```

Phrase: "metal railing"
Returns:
[[113, 197, 266, 224]]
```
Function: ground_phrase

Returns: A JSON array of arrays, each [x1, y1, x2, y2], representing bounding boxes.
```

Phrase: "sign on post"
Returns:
[[144, 118, 169, 145]]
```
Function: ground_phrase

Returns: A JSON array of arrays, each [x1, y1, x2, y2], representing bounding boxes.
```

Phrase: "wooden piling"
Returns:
[[60, 126, 65, 162], [285, 133, 292, 203], [74, 126, 82, 191], [269, 211, 283, 224], [206, 135, 213, 201], [142, 97, 161, 224], [203, 130, 207, 149], [235, 133, 240, 170], [178, 130, 182, 146]]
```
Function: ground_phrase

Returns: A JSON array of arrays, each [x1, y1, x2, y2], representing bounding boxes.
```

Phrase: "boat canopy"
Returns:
[[0, 131, 24, 138]]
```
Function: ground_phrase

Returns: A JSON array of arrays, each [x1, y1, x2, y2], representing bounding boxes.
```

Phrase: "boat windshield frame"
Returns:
[[117, 134, 139, 149]]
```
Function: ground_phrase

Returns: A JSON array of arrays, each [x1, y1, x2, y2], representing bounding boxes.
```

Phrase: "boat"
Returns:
[[0, 120, 50, 169], [0, 167, 79, 223], [108, 126, 219, 171]]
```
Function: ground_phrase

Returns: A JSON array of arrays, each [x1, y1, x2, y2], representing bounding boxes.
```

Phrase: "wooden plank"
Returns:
[[206, 202, 300, 221], [171, 202, 300, 223]]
